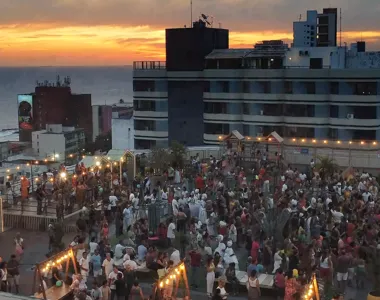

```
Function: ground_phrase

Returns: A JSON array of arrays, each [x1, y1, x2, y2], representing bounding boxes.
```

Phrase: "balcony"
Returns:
[[133, 61, 166, 70]]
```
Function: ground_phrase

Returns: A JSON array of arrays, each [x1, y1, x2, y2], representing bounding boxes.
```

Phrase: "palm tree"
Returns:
[[315, 156, 339, 180]]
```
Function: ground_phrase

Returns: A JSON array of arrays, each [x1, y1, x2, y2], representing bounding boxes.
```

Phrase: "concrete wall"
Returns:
[[37, 133, 65, 159], [112, 118, 134, 150]]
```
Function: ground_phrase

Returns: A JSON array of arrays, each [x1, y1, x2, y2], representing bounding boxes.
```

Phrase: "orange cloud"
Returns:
[[0, 24, 380, 66]]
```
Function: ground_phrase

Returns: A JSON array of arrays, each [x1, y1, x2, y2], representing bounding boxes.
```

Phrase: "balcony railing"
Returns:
[[133, 61, 166, 70]]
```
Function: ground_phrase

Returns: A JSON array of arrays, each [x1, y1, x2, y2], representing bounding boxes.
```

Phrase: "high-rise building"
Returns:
[[133, 19, 229, 149], [293, 8, 337, 47], [92, 105, 112, 142], [18, 79, 92, 142], [133, 11, 380, 147]]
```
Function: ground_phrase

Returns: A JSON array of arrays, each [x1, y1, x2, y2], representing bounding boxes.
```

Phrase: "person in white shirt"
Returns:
[[331, 209, 344, 223], [89, 237, 98, 256], [109, 192, 118, 215], [79, 252, 89, 282], [167, 218, 176, 248], [114, 241, 126, 261], [362, 191, 371, 203], [102, 253, 114, 277], [108, 266, 123, 295], [170, 249, 180, 266]]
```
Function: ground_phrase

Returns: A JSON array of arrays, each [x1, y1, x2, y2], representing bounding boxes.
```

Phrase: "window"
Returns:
[[260, 81, 271, 93], [133, 80, 155, 92], [284, 127, 314, 138], [328, 128, 338, 139], [204, 123, 230, 135], [135, 139, 156, 149], [216, 81, 229, 93], [203, 81, 210, 93], [243, 81, 250, 93], [352, 82, 377, 95], [304, 82, 316, 94], [284, 81, 293, 94], [330, 105, 339, 118], [330, 82, 339, 94], [310, 58, 323, 69], [204, 102, 227, 114], [133, 100, 156, 111], [353, 106, 377, 119], [242, 103, 250, 114], [243, 125, 250, 136], [284, 105, 314, 117], [134, 120, 155, 131], [263, 104, 283, 116]]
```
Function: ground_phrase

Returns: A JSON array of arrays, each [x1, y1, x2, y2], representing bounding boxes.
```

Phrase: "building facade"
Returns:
[[293, 8, 337, 48], [92, 105, 112, 141], [133, 8, 380, 147], [133, 20, 229, 149], [111, 105, 134, 150], [18, 79, 92, 143], [32, 124, 85, 162]]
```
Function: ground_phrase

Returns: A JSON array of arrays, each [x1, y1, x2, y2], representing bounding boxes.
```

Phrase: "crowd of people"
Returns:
[[0, 145, 378, 300]]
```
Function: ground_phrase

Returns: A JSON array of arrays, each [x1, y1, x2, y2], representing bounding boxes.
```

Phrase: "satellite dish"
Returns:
[[201, 14, 208, 20]]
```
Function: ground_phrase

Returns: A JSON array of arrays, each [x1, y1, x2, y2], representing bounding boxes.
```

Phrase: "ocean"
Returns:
[[0, 66, 134, 142]]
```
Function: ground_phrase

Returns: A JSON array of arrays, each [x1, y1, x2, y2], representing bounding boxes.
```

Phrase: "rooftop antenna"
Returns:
[[201, 13, 212, 27], [190, 0, 193, 28], [339, 8, 342, 47], [299, 14, 302, 21]]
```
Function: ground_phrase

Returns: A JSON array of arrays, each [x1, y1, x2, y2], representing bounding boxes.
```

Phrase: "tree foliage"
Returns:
[[170, 140, 187, 169], [149, 147, 171, 173], [316, 156, 339, 179], [85, 131, 112, 154], [147, 141, 187, 174]]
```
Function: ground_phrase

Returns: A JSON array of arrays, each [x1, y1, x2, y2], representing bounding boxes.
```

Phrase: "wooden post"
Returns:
[[313, 273, 320, 300], [70, 248, 78, 274], [65, 255, 70, 281], [181, 265, 191, 299], [36, 264, 47, 300]]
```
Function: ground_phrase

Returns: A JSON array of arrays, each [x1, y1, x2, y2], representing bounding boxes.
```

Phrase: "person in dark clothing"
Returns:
[[115, 272, 126, 300], [36, 183, 45, 215], [123, 266, 136, 300]]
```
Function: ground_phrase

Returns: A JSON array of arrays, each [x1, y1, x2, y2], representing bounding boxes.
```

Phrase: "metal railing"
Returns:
[[133, 61, 166, 70]]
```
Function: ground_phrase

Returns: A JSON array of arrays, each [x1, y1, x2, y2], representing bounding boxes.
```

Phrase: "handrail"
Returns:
[[133, 61, 166, 70]]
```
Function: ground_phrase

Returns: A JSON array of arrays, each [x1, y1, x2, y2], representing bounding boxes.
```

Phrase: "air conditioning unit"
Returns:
[[347, 114, 354, 119]]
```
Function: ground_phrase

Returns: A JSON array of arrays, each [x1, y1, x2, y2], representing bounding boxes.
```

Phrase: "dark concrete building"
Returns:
[[133, 20, 229, 148], [18, 80, 92, 142]]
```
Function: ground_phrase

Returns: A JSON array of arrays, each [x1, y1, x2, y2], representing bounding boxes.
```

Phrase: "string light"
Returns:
[[373, 141, 377, 145], [292, 138, 296, 142], [337, 140, 341, 144], [16, 166, 20, 170], [361, 141, 365, 145], [301, 139, 305, 142], [157, 263, 186, 289], [44, 159, 48, 162], [268, 138, 272, 141], [312, 139, 316, 143]]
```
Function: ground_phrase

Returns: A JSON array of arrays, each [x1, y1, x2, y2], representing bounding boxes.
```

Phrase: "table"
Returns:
[[34, 283, 73, 300]]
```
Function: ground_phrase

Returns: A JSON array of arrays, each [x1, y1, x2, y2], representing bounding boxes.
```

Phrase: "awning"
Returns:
[[223, 130, 245, 141], [265, 131, 284, 143]]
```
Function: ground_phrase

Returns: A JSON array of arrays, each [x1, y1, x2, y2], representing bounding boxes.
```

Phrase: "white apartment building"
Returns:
[[111, 105, 135, 150], [32, 124, 85, 162]]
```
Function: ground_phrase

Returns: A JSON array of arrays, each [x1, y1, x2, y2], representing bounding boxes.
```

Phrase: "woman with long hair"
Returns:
[[206, 256, 216, 298], [246, 270, 260, 300]]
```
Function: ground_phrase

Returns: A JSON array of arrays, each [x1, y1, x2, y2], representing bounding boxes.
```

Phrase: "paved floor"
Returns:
[[0, 224, 372, 300]]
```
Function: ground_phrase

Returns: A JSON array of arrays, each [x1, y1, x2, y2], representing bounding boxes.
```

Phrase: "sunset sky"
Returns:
[[0, 0, 379, 66]]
